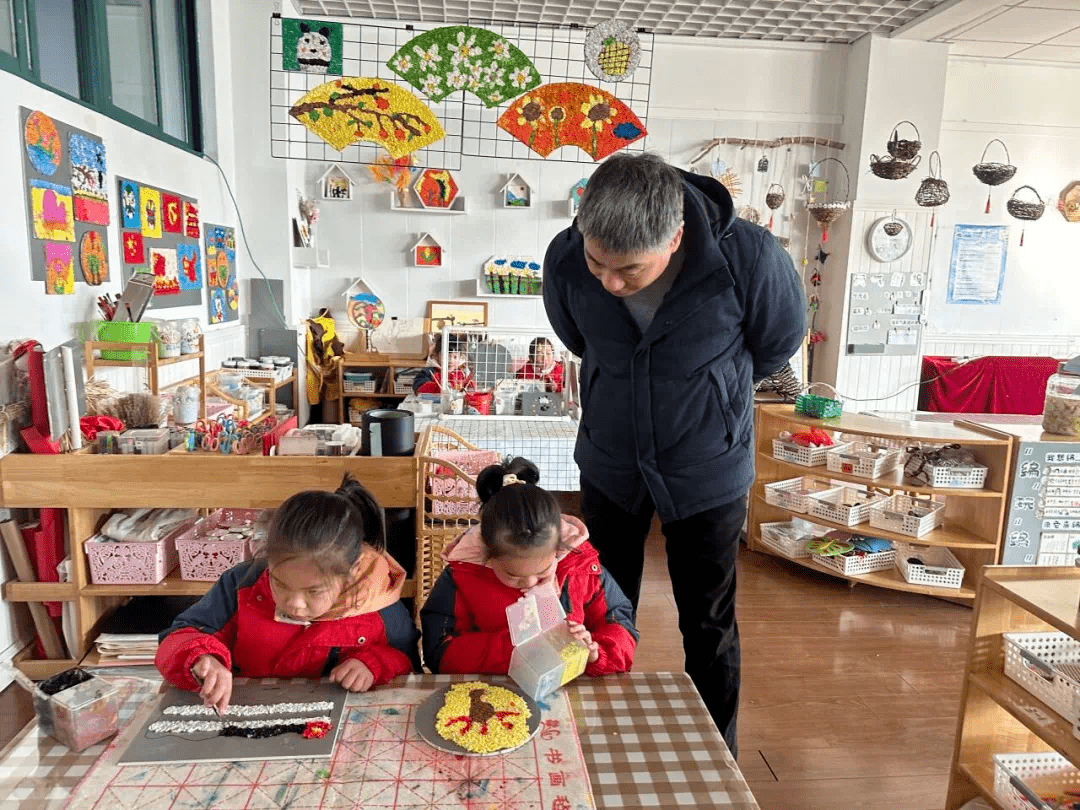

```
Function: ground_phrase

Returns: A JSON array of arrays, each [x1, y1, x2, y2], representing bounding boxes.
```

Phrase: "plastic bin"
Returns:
[[85, 517, 195, 585], [772, 438, 849, 468], [33, 668, 120, 752], [894, 542, 966, 589], [868, 494, 945, 538], [813, 544, 896, 576], [507, 582, 589, 702], [826, 442, 904, 480], [763, 477, 838, 514], [759, 521, 816, 559], [808, 487, 884, 527], [1002, 631, 1080, 729], [994, 752, 1080, 810], [118, 428, 170, 455], [174, 508, 266, 581]]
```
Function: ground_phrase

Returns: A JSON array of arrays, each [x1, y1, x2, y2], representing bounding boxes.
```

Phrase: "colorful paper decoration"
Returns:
[[79, 230, 108, 286], [149, 247, 180, 295], [387, 25, 542, 108], [584, 19, 642, 83], [496, 83, 646, 161], [69, 133, 108, 224], [176, 243, 202, 290], [184, 201, 200, 238], [30, 181, 75, 242], [120, 181, 140, 228], [204, 224, 238, 323], [289, 77, 445, 157], [281, 18, 344, 75], [228, 276, 239, 310], [122, 230, 144, 264], [347, 291, 385, 332], [45, 242, 74, 295], [209, 288, 227, 324], [25, 111, 61, 176], [140, 186, 162, 239], [412, 233, 444, 267], [414, 168, 460, 209], [162, 193, 183, 233]]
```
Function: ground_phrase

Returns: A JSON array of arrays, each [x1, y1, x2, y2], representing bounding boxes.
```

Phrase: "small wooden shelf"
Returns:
[[762, 452, 1005, 498], [2, 580, 78, 601], [751, 494, 998, 550], [764, 406, 1010, 445], [956, 761, 1006, 810], [85, 334, 207, 421], [82, 573, 213, 597]]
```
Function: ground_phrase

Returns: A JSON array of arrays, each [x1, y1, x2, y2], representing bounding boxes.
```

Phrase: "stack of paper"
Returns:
[[94, 633, 159, 663]]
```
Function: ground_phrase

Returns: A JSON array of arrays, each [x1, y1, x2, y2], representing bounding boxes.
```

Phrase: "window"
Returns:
[[1, 0, 201, 151]]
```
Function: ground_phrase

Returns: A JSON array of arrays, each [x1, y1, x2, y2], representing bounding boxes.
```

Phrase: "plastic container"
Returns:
[[808, 486, 884, 527], [763, 477, 839, 514], [33, 668, 120, 752], [118, 428, 170, 455], [894, 542, 966, 589], [178, 318, 201, 355], [759, 520, 816, 559], [813, 544, 896, 576], [506, 582, 590, 701], [1043, 367, 1080, 437], [172, 385, 200, 425], [174, 508, 266, 580], [772, 438, 849, 468], [1002, 631, 1080, 729], [868, 494, 945, 538], [151, 319, 182, 358], [826, 442, 904, 480], [993, 752, 1080, 810], [85, 516, 195, 585], [85, 321, 154, 361]]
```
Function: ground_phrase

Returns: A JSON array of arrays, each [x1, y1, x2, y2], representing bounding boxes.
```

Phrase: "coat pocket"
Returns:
[[709, 364, 734, 447]]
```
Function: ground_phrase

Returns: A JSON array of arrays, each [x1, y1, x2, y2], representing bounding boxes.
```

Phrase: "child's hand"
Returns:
[[192, 655, 232, 713], [330, 659, 375, 692], [567, 621, 600, 664]]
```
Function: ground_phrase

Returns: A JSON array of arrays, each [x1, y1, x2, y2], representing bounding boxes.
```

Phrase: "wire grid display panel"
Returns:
[[437, 416, 580, 491], [269, 16, 653, 167], [270, 16, 466, 169]]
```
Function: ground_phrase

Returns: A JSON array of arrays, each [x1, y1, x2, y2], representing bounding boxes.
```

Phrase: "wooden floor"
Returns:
[[0, 518, 971, 810]]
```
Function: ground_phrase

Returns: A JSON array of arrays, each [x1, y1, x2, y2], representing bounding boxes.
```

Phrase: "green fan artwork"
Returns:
[[387, 25, 542, 108]]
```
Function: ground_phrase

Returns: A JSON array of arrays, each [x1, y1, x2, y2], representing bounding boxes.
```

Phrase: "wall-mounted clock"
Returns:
[[866, 216, 913, 262]]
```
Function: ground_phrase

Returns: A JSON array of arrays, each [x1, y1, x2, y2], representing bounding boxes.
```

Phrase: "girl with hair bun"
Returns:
[[421, 457, 637, 675], [156, 474, 419, 713]]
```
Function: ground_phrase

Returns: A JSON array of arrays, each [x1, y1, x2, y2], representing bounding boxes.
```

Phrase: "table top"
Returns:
[[0, 671, 758, 810]]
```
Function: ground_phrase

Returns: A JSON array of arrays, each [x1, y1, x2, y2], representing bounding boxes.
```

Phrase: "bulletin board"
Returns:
[[204, 223, 239, 323], [116, 176, 202, 310], [20, 107, 110, 293], [845, 268, 928, 356]]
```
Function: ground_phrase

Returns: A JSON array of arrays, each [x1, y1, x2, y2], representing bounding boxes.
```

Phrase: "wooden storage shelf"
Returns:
[[947, 567, 1080, 810], [337, 352, 426, 423], [85, 334, 207, 421], [748, 405, 1016, 603], [0, 452, 419, 679]]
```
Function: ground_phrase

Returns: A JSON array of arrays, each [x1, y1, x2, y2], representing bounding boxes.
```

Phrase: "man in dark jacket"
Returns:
[[543, 153, 805, 755]]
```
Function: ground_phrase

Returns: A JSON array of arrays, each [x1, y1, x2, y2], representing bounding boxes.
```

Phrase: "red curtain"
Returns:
[[920, 355, 1060, 415]]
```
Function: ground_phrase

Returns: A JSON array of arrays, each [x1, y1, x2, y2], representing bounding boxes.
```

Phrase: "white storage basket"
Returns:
[[759, 521, 814, 559], [868, 494, 945, 538], [1003, 631, 1080, 728], [994, 752, 1080, 810], [807, 487, 883, 527], [343, 380, 377, 394], [772, 438, 850, 468], [763, 477, 838, 514], [812, 546, 896, 576], [893, 542, 965, 589], [826, 442, 904, 480], [922, 463, 988, 489]]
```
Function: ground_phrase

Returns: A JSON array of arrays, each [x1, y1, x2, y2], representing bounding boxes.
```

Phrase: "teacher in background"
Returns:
[[542, 152, 805, 755]]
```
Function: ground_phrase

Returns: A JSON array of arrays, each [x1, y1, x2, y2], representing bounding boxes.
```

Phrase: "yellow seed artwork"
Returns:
[[434, 682, 532, 754]]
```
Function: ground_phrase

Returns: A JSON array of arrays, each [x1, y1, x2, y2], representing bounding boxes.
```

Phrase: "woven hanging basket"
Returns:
[[806, 157, 851, 229], [738, 205, 762, 225], [883, 220, 903, 236], [1006, 185, 1046, 221], [915, 151, 950, 208], [765, 183, 785, 210], [972, 139, 1017, 187], [887, 120, 922, 161], [870, 152, 921, 180]]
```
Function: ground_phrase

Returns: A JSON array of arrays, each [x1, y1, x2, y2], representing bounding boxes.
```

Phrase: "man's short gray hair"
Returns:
[[577, 152, 684, 254]]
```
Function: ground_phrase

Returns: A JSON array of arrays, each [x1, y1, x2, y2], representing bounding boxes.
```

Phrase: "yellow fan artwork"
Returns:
[[289, 77, 445, 157]]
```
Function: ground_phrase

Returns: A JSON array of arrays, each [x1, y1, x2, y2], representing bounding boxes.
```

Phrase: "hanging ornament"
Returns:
[[765, 183, 784, 231], [815, 248, 830, 264], [972, 138, 1017, 214], [1005, 185, 1046, 247], [915, 151, 950, 229], [809, 271, 822, 286], [757, 154, 769, 172], [716, 169, 742, 199], [738, 205, 762, 225], [808, 329, 827, 346], [808, 295, 820, 312], [806, 157, 851, 243]]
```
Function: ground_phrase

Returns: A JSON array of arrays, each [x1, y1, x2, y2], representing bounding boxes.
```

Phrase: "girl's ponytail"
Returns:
[[336, 473, 386, 552], [476, 457, 559, 557]]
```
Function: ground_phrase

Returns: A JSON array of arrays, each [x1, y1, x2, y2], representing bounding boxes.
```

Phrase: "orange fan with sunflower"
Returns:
[[496, 82, 646, 161]]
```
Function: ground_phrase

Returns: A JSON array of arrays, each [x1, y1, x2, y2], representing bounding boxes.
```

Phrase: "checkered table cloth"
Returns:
[[0, 672, 758, 810]]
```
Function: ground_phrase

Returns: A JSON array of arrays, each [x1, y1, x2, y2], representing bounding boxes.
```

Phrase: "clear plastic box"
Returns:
[[506, 582, 589, 702], [33, 668, 120, 752], [118, 428, 170, 455]]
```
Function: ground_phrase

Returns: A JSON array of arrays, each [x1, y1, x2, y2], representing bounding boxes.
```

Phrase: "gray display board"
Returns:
[[1002, 441, 1080, 565], [116, 175, 202, 310], [20, 107, 111, 290], [845, 269, 927, 356]]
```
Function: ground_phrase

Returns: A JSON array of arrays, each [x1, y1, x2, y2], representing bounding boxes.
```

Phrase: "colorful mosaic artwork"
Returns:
[[140, 186, 162, 240], [45, 242, 74, 295], [69, 132, 108, 224], [149, 247, 180, 295], [176, 243, 202, 291], [80, 230, 108, 286], [24, 110, 61, 176], [30, 180, 75, 242], [282, 17, 344, 75]]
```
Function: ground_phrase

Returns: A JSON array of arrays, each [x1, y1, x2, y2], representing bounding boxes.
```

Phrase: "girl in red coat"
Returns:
[[420, 457, 637, 675], [515, 336, 565, 393], [156, 475, 418, 713]]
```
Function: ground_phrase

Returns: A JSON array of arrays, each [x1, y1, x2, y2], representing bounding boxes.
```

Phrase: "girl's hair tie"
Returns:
[[502, 473, 524, 487]]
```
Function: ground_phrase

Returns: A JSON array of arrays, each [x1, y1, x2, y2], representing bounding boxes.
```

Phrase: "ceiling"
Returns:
[[295, 0, 950, 43], [925, 1, 1080, 64]]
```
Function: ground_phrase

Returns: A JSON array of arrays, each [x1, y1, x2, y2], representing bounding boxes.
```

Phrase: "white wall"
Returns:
[[924, 56, 1080, 355]]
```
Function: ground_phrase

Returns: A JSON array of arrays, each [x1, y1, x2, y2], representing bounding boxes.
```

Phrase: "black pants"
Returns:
[[580, 476, 744, 757]]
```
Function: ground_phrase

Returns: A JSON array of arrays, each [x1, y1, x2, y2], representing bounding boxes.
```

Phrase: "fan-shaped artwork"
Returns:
[[289, 78, 445, 157], [388, 25, 542, 108], [496, 83, 646, 161], [585, 19, 641, 83]]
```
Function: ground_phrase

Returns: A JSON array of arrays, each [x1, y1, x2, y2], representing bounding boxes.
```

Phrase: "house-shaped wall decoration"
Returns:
[[500, 173, 533, 208], [319, 163, 356, 200], [412, 232, 444, 268], [568, 178, 589, 216]]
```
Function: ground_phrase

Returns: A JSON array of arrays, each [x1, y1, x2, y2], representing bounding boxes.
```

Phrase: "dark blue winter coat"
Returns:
[[543, 170, 805, 522]]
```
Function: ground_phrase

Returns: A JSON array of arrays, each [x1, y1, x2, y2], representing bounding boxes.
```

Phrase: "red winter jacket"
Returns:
[[156, 556, 419, 693], [420, 516, 637, 676], [515, 361, 566, 393]]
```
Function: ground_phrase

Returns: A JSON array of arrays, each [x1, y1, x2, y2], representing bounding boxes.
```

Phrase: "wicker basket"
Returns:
[[973, 138, 1017, 186], [805, 157, 851, 228], [869, 153, 920, 180], [886, 120, 922, 161], [1007, 185, 1046, 221], [765, 184, 785, 210], [915, 151, 950, 209]]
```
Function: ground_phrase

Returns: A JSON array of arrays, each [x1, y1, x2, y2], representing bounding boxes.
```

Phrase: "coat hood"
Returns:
[[322, 547, 409, 619], [681, 168, 737, 242], [442, 514, 590, 565]]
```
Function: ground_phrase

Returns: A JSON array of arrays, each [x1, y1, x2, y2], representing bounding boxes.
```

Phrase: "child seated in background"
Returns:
[[413, 332, 475, 394], [515, 337, 565, 393], [421, 457, 637, 675]]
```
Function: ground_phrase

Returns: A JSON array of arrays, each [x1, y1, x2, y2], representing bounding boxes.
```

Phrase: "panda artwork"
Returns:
[[296, 23, 333, 74]]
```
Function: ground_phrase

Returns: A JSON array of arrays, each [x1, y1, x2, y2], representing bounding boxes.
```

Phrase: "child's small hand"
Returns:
[[192, 654, 232, 713], [567, 621, 600, 664], [330, 659, 375, 692]]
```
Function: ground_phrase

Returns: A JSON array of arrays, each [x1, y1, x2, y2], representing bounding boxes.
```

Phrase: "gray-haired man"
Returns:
[[543, 153, 805, 755]]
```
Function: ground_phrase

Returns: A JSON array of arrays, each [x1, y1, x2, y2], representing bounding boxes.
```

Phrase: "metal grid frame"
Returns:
[[296, 0, 948, 44]]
